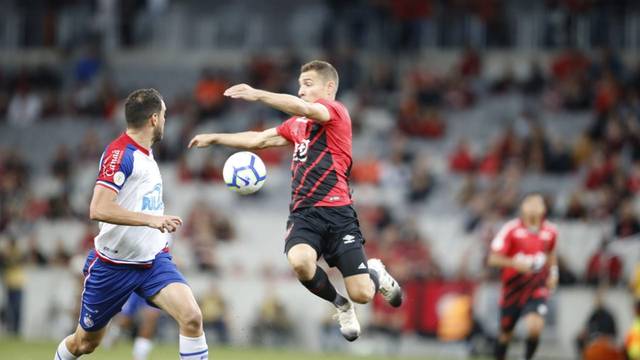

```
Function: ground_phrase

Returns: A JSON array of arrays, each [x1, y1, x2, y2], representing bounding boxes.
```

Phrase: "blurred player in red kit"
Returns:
[[488, 193, 559, 360]]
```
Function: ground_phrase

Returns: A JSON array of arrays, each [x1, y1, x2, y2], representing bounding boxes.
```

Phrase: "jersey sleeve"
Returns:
[[549, 228, 558, 252], [96, 146, 134, 193], [491, 223, 514, 256], [276, 117, 297, 143], [315, 98, 343, 124]]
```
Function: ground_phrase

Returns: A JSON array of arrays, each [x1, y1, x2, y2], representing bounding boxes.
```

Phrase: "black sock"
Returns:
[[495, 340, 508, 360], [369, 269, 380, 293], [300, 267, 342, 305], [525, 337, 539, 360]]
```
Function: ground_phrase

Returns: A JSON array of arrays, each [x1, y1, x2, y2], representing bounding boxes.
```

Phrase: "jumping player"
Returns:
[[189, 60, 402, 341], [488, 193, 559, 360], [53, 89, 208, 360]]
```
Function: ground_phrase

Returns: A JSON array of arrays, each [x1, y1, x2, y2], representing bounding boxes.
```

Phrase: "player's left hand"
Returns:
[[224, 84, 261, 101], [546, 275, 558, 292]]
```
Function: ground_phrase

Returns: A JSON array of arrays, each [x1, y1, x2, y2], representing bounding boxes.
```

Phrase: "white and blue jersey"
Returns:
[[79, 133, 186, 332], [95, 132, 170, 265]]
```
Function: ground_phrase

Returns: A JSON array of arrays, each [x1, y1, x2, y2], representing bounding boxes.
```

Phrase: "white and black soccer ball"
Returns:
[[222, 151, 267, 195]]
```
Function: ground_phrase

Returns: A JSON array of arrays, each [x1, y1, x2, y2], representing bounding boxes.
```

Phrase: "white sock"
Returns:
[[179, 334, 208, 360], [55, 336, 78, 360], [133, 337, 153, 360]]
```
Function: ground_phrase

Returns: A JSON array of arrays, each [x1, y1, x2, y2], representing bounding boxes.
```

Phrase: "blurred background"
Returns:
[[0, 0, 640, 359]]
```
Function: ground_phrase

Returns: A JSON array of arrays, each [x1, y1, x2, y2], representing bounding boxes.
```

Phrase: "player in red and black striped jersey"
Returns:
[[189, 60, 402, 342], [488, 193, 559, 360]]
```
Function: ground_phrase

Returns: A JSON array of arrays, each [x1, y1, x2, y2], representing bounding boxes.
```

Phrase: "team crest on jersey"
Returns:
[[83, 314, 94, 328], [142, 183, 164, 211], [540, 231, 553, 241], [293, 139, 310, 162]]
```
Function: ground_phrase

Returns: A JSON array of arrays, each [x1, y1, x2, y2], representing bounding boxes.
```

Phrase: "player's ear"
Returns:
[[326, 80, 336, 95], [150, 113, 158, 127]]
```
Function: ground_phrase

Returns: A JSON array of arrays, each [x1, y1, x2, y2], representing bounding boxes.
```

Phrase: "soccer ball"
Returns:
[[222, 151, 267, 195]]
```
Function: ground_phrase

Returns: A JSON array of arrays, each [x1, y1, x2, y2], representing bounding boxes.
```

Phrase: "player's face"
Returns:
[[521, 195, 546, 219], [151, 100, 166, 145], [298, 71, 329, 103]]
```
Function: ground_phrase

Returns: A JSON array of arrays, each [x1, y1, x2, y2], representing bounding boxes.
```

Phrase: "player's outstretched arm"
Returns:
[[90, 185, 182, 233], [546, 249, 559, 290], [488, 252, 532, 273], [188, 127, 290, 150], [224, 84, 331, 123]]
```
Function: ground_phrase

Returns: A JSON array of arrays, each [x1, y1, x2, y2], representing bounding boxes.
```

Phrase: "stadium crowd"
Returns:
[[1, 0, 640, 357]]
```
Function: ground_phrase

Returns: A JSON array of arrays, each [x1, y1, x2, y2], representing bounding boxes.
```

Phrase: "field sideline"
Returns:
[[0, 338, 487, 360]]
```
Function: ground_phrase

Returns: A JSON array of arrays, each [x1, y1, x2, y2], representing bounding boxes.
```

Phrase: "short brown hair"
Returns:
[[300, 60, 339, 90], [124, 88, 163, 129]]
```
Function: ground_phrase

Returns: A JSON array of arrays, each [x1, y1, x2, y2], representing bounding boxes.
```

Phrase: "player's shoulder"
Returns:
[[316, 98, 348, 113], [102, 133, 147, 157], [499, 218, 522, 233], [541, 220, 559, 234]]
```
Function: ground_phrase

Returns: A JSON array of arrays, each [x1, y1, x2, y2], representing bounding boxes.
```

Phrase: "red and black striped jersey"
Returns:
[[276, 98, 353, 212], [491, 219, 558, 307]]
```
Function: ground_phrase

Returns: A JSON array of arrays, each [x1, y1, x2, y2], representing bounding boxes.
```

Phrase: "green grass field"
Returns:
[[0, 339, 468, 360]]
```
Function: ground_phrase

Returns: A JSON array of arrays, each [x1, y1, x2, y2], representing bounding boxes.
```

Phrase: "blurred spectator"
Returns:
[[575, 289, 618, 357], [625, 302, 640, 360], [557, 255, 578, 286], [250, 292, 294, 347], [369, 296, 404, 355], [449, 139, 475, 173], [194, 68, 228, 121], [199, 287, 230, 345], [7, 82, 42, 127], [614, 200, 640, 238], [74, 45, 102, 84], [183, 200, 236, 272], [565, 191, 588, 220], [586, 238, 623, 286], [407, 155, 435, 202], [458, 47, 482, 78], [351, 155, 381, 185], [0, 237, 26, 334]]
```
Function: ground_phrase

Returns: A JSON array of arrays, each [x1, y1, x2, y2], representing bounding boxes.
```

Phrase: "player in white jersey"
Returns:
[[54, 89, 208, 360]]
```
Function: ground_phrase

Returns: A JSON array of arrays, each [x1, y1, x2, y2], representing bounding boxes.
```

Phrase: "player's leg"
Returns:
[[337, 249, 377, 304], [149, 283, 208, 359], [55, 325, 108, 359], [102, 294, 140, 349], [327, 206, 402, 307], [495, 330, 513, 360], [54, 251, 135, 359], [141, 252, 207, 360], [132, 307, 161, 360], [495, 305, 520, 360], [287, 243, 349, 307], [524, 301, 546, 360]]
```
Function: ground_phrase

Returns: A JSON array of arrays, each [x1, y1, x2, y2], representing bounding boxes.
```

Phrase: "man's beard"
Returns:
[[151, 126, 163, 145]]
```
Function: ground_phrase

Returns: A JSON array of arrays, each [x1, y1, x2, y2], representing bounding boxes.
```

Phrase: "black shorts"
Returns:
[[284, 205, 369, 277], [499, 298, 548, 333]]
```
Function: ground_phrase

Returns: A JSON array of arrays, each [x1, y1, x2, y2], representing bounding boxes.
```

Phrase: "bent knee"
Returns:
[[348, 286, 375, 304], [77, 338, 101, 354], [287, 252, 316, 279], [183, 307, 203, 330]]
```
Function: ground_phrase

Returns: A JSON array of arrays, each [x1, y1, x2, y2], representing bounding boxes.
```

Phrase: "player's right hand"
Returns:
[[512, 257, 533, 273], [149, 215, 183, 233], [188, 134, 214, 148]]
